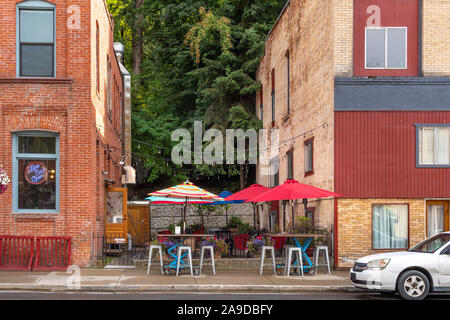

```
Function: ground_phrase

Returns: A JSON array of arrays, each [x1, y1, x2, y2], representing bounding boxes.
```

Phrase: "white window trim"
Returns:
[[365, 26, 408, 70]]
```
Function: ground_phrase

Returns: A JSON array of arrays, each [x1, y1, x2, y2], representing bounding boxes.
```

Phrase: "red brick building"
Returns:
[[0, 0, 132, 267]]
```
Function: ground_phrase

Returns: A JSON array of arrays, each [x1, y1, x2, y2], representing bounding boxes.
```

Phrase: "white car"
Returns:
[[350, 232, 450, 300]]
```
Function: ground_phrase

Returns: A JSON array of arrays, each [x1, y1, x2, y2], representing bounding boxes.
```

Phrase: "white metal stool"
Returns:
[[259, 246, 276, 276], [199, 245, 216, 275], [286, 247, 304, 277], [314, 246, 331, 275], [147, 245, 164, 275], [176, 246, 194, 277]]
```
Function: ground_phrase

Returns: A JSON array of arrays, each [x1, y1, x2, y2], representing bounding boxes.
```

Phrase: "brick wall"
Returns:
[[337, 198, 426, 268], [256, 0, 335, 231], [333, 0, 353, 76], [0, 0, 125, 267], [422, 0, 450, 75]]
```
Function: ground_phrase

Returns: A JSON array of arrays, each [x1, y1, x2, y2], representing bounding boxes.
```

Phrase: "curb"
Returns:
[[0, 284, 358, 293]]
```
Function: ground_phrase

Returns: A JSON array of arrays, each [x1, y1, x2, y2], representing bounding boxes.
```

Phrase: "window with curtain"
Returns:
[[418, 126, 450, 166], [427, 204, 445, 237], [18, 2, 55, 77], [270, 157, 279, 188], [304, 138, 313, 176], [373, 204, 408, 249], [13, 132, 59, 212]]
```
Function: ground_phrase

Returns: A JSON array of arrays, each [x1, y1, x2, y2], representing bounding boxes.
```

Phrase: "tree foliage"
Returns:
[[106, 0, 286, 193]]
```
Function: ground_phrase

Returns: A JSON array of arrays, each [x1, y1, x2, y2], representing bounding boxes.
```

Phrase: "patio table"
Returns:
[[158, 233, 214, 274], [267, 233, 325, 274]]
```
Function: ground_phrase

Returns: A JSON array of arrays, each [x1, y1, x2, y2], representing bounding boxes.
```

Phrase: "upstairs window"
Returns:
[[270, 157, 279, 188], [286, 149, 293, 180], [259, 88, 263, 123], [418, 126, 450, 166], [271, 69, 275, 123], [286, 51, 290, 115], [366, 27, 407, 69], [17, 1, 55, 77], [304, 137, 314, 176]]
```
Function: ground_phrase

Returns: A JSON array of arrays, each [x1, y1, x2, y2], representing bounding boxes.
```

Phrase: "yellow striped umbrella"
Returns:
[[148, 181, 224, 232]]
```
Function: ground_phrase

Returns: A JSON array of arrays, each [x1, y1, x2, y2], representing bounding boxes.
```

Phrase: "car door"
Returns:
[[438, 245, 450, 287]]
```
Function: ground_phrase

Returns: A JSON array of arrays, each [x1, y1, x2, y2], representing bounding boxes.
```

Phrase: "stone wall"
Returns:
[[150, 203, 255, 236]]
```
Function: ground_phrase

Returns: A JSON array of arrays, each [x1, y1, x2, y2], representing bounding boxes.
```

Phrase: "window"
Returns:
[[366, 27, 407, 69], [304, 138, 314, 176], [305, 207, 315, 226], [13, 132, 59, 213], [259, 88, 263, 123], [417, 125, 450, 166], [373, 204, 408, 249], [270, 157, 279, 188], [286, 51, 290, 114], [271, 69, 275, 123], [17, 1, 55, 77], [107, 56, 112, 120], [286, 149, 293, 180]]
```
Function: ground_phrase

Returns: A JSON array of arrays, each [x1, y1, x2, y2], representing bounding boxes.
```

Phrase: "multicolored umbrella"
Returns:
[[148, 181, 224, 232], [145, 196, 214, 204], [245, 179, 340, 233]]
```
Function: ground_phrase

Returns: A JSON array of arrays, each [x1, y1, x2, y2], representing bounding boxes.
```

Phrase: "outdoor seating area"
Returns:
[[140, 178, 338, 277]]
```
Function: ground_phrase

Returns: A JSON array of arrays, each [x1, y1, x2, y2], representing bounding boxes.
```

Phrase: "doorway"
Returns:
[[426, 201, 449, 237]]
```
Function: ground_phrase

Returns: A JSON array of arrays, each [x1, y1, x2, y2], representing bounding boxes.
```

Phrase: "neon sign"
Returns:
[[25, 162, 48, 185]]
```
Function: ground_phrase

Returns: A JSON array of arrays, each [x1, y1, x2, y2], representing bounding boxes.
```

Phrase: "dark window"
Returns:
[[286, 51, 290, 114], [304, 138, 314, 176], [107, 56, 112, 120], [19, 9, 55, 77], [14, 133, 59, 212], [270, 157, 279, 187], [259, 88, 263, 122], [96, 21, 100, 92], [305, 207, 315, 226], [271, 69, 275, 123]]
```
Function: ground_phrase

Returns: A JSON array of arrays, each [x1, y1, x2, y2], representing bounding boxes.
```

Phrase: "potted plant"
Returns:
[[202, 237, 229, 258], [0, 168, 10, 194]]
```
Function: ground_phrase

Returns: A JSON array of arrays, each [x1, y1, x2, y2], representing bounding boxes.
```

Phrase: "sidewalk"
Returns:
[[0, 268, 356, 293]]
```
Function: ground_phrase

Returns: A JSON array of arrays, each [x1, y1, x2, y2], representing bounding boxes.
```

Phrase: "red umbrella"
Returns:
[[224, 184, 271, 230], [245, 179, 340, 233]]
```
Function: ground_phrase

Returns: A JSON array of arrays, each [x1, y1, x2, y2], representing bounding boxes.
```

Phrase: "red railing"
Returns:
[[0, 236, 34, 271], [33, 237, 71, 271], [0, 236, 71, 271], [271, 237, 286, 250]]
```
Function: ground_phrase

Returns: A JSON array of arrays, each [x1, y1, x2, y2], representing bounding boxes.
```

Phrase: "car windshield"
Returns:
[[409, 234, 450, 253]]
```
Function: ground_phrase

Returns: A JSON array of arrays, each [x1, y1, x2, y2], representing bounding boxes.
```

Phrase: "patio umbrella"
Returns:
[[145, 196, 214, 204], [198, 191, 245, 225], [148, 181, 224, 233], [245, 179, 340, 233], [224, 184, 271, 230]]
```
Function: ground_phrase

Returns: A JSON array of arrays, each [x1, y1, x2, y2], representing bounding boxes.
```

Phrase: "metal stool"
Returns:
[[314, 246, 330, 275], [259, 246, 276, 276], [286, 247, 304, 277], [147, 245, 164, 275], [281, 245, 293, 264], [176, 246, 194, 277], [199, 245, 216, 275]]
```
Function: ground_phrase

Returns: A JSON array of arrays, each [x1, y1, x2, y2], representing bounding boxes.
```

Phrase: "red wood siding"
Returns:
[[354, 0, 419, 77], [335, 111, 450, 198]]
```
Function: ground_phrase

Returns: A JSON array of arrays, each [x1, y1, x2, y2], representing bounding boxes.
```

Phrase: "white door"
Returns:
[[438, 247, 450, 287]]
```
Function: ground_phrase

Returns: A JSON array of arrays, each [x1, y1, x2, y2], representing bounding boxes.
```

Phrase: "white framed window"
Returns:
[[418, 126, 450, 166], [269, 157, 279, 188], [373, 204, 409, 249], [365, 27, 407, 69]]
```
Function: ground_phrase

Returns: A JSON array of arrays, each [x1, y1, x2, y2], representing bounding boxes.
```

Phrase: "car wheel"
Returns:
[[397, 270, 430, 300]]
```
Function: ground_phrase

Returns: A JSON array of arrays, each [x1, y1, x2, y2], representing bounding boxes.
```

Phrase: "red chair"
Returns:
[[271, 237, 286, 250], [232, 234, 250, 251], [158, 230, 171, 243], [192, 229, 205, 241]]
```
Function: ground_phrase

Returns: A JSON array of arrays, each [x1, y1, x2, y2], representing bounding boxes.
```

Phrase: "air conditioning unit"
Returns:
[[121, 166, 136, 184]]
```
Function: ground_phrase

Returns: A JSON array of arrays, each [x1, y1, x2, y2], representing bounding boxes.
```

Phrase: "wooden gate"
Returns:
[[127, 203, 150, 244]]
